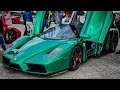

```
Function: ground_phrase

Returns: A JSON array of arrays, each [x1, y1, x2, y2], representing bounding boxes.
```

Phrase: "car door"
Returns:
[[32, 11, 46, 36], [80, 11, 113, 43]]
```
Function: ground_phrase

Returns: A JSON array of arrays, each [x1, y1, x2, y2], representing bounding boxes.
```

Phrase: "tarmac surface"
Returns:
[[0, 24, 120, 79]]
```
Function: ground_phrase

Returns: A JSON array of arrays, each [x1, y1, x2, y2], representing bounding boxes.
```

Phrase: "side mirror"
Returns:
[[80, 34, 91, 39]]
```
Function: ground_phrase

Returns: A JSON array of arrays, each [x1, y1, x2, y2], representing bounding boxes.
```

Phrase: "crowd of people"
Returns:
[[42, 11, 73, 31]]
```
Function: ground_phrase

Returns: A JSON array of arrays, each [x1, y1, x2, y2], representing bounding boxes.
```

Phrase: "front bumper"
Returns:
[[2, 55, 69, 75], [2, 55, 47, 74]]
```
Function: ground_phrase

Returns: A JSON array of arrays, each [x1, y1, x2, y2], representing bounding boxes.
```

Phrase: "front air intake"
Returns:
[[26, 64, 46, 73], [10, 64, 22, 70], [2, 56, 10, 66]]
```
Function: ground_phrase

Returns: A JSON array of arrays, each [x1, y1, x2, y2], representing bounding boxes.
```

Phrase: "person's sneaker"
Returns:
[[116, 50, 120, 54]]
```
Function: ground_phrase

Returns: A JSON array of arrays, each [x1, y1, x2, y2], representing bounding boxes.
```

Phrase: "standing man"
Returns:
[[23, 11, 27, 35], [0, 16, 6, 51], [23, 11, 33, 35]]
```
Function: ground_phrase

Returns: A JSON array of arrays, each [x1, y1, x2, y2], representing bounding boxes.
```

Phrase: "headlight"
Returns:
[[47, 48, 63, 59]]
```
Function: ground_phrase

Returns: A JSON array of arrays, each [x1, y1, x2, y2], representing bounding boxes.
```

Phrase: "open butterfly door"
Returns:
[[32, 11, 46, 36], [80, 11, 113, 43]]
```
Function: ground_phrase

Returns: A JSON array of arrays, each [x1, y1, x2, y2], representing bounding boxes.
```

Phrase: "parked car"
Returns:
[[2, 11, 119, 75], [11, 16, 21, 24], [10, 11, 22, 24]]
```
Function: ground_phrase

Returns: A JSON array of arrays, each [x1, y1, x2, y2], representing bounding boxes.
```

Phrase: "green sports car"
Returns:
[[2, 11, 119, 75]]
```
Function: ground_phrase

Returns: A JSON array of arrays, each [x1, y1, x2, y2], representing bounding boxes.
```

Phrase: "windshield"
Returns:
[[40, 24, 77, 39]]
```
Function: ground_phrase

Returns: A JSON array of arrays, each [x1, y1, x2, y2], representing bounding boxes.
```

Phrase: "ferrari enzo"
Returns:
[[2, 11, 119, 75]]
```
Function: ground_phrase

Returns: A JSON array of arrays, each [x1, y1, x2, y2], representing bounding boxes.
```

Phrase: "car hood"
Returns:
[[18, 37, 66, 52], [7, 37, 67, 62]]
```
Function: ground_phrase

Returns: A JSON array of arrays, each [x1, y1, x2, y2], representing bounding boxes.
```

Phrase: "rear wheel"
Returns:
[[69, 46, 82, 71], [4, 29, 17, 44], [109, 32, 119, 53]]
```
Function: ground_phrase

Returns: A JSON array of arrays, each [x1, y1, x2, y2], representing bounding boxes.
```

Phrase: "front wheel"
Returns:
[[69, 46, 83, 71], [4, 29, 17, 44]]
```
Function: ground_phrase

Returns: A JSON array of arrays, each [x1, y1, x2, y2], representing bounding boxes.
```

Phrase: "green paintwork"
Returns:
[[2, 11, 117, 75], [80, 11, 113, 43], [32, 11, 46, 36]]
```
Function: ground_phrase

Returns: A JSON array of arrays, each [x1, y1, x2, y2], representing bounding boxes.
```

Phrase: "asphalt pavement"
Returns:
[[0, 24, 120, 79]]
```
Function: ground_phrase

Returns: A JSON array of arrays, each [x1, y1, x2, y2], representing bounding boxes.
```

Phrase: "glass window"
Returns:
[[41, 24, 77, 39]]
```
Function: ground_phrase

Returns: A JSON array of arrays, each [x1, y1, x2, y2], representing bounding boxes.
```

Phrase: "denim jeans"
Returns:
[[0, 33, 6, 51]]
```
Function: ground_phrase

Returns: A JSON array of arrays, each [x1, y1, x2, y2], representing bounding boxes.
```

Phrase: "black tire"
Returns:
[[4, 29, 17, 44], [12, 20, 16, 24], [109, 32, 119, 53], [69, 46, 83, 71]]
